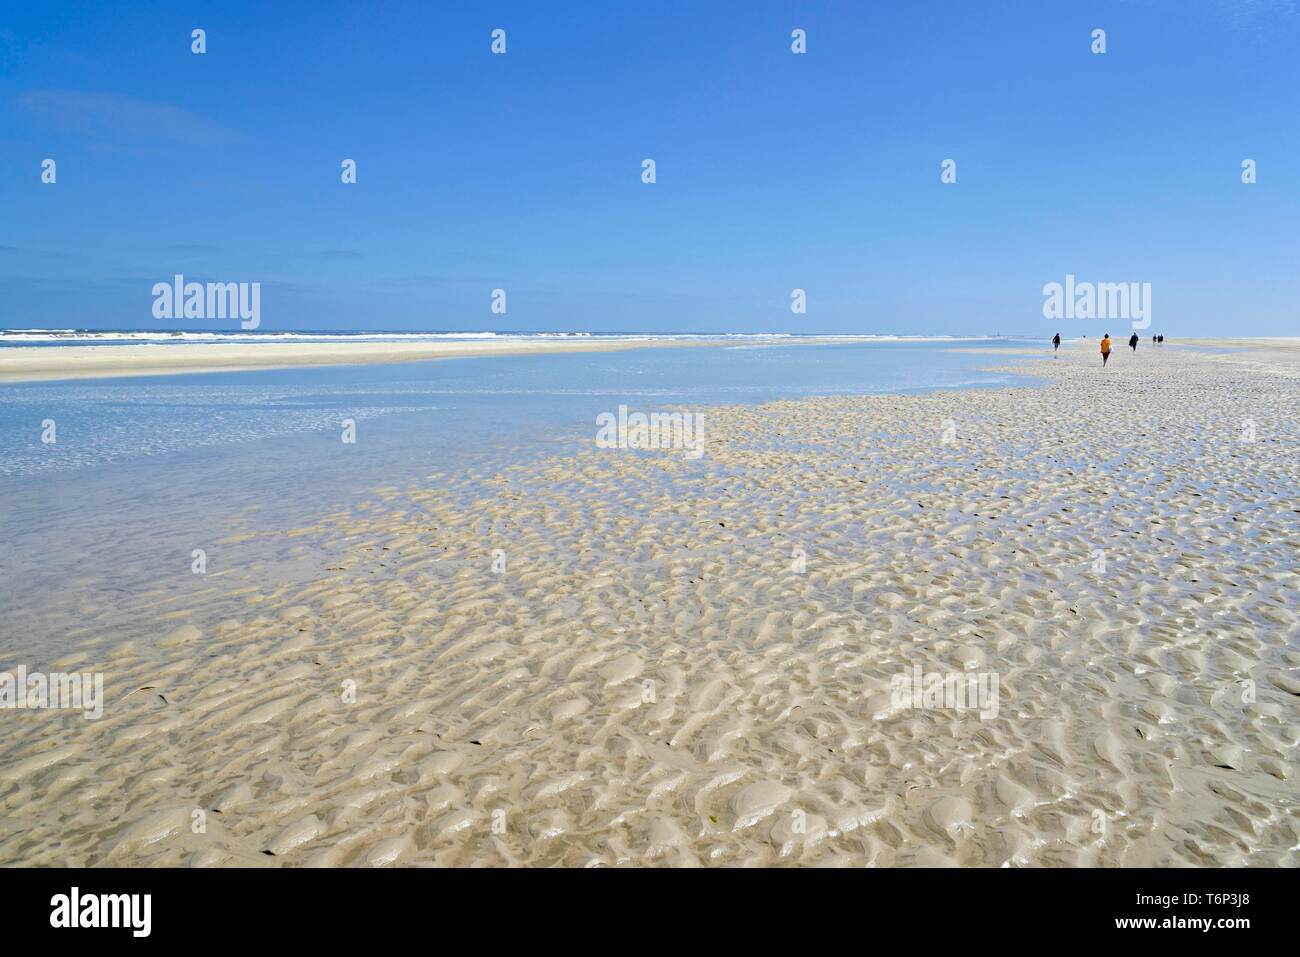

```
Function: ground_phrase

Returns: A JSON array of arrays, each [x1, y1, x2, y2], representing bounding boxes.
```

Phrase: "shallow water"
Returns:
[[0, 339, 1035, 657]]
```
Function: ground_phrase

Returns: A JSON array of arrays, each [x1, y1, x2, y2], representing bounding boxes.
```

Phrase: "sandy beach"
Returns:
[[0, 340, 1296, 867], [0, 335, 859, 383]]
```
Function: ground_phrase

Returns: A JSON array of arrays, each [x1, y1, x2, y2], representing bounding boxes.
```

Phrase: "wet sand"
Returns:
[[0, 341, 1297, 866]]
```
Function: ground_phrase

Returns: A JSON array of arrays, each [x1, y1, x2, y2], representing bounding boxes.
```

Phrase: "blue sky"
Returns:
[[1, 0, 1297, 335]]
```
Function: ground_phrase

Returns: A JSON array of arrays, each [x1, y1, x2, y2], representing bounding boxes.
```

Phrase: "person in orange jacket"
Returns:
[[1100, 333, 1112, 366]]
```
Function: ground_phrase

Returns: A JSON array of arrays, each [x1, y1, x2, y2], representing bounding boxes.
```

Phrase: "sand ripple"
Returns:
[[0, 344, 1297, 866]]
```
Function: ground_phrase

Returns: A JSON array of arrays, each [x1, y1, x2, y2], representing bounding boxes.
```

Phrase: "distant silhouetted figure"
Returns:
[[1152, 335, 1157, 344], [1100, 333, 1112, 366], [1053, 332, 1061, 353], [1158, 335, 1165, 344], [1129, 333, 1139, 352]]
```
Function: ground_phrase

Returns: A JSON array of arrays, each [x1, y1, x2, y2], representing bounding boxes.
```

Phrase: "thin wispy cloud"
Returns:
[[16, 89, 235, 146], [1205, 0, 1298, 29], [1209, 0, 1298, 16], [1133, 0, 1300, 32], [0, 245, 65, 259]]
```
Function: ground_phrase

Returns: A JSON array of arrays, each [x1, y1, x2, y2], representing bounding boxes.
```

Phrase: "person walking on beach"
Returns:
[[1100, 333, 1112, 366], [1129, 332, 1139, 352], [1053, 332, 1061, 353]]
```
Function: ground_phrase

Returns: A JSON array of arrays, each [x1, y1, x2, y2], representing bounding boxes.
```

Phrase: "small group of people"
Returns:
[[1051, 332, 1167, 366]]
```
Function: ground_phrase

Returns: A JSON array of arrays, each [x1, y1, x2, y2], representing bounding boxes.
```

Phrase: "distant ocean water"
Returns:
[[0, 328, 1020, 347]]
